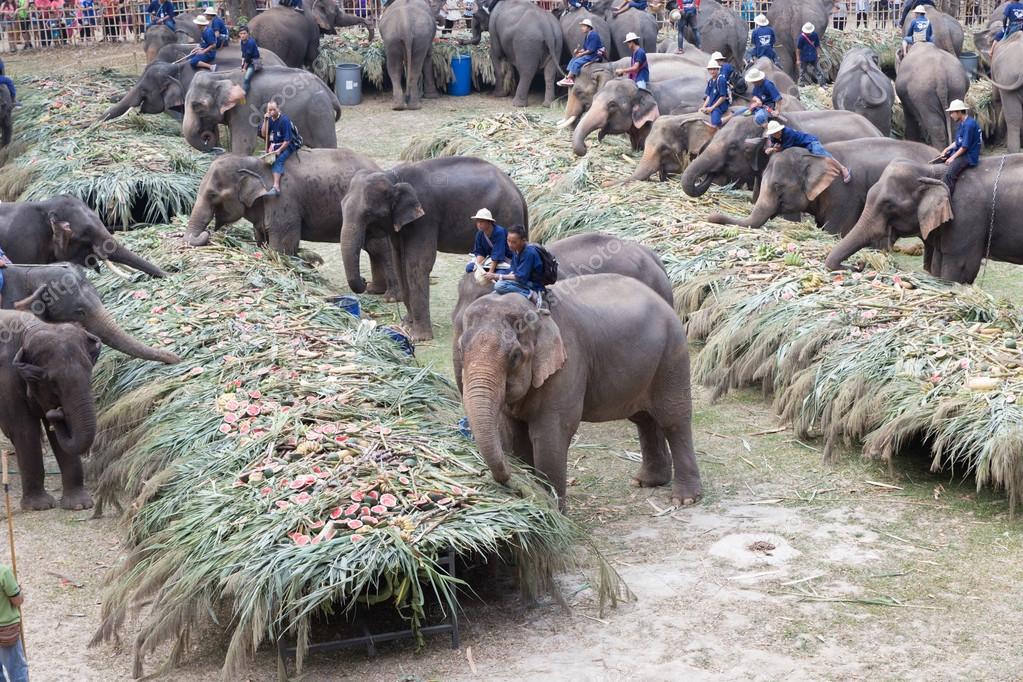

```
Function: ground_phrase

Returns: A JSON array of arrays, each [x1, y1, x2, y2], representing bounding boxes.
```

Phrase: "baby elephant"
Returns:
[[0, 311, 102, 510], [456, 273, 700, 508]]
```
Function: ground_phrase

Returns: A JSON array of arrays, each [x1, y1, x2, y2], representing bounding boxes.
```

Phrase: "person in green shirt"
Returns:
[[14, 0, 30, 51], [0, 565, 26, 682]]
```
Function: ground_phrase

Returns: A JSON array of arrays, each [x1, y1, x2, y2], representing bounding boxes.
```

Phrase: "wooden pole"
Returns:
[[2, 451, 26, 660]]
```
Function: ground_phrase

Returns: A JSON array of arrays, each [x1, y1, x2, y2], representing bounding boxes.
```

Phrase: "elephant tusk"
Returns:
[[104, 259, 134, 280], [556, 115, 577, 129]]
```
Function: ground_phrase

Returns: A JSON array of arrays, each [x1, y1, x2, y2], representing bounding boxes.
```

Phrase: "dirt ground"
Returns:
[[6, 42, 1023, 682]]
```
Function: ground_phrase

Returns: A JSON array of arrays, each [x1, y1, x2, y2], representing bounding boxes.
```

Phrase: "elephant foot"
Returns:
[[364, 280, 388, 295], [60, 488, 94, 511], [21, 491, 57, 511], [670, 482, 703, 508], [511, 98, 529, 107], [392, 102, 407, 111], [423, 91, 440, 100], [410, 326, 434, 342], [407, 102, 422, 111], [630, 467, 672, 489], [384, 290, 403, 303]]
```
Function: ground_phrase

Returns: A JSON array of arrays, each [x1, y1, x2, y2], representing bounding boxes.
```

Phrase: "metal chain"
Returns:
[[980, 154, 1006, 283]]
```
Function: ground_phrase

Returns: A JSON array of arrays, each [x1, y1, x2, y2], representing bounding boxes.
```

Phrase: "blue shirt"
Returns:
[[750, 26, 776, 58], [268, 113, 293, 148], [953, 116, 982, 166], [0, 77, 15, 101], [905, 17, 932, 42], [581, 30, 603, 55], [510, 244, 544, 292], [200, 25, 217, 53], [681, 0, 697, 11], [630, 47, 649, 83], [752, 79, 782, 108], [212, 15, 228, 45], [1004, 1, 1023, 27], [774, 126, 820, 151], [720, 63, 734, 81], [240, 36, 260, 63], [705, 73, 729, 107], [158, 0, 174, 19], [472, 224, 509, 263], [629, 0, 647, 8], [797, 31, 820, 63]]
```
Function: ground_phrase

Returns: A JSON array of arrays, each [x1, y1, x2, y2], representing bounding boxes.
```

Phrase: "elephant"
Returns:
[[455, 273, 701, 507], [1, 264, 181, 365], [100, 48, 286, 121], [900, 7, 964, 57], [141, 15, 201, 62], [248, 2, 374, 69], [679, 110, 882, 196], [706, 138, 939, 236], [607, 8, 658, 60], [466, 0, 563, 107], [0, 197, 167, 278], [340, 156, 528, 341], [560, 54, 704, 127], [182, 68, 340, 154], [0, 312, 101, 510], [766, 0, 831, 79], [683, 0, 746, 67], [895, 42, 970, 148], [184, 150, 399, 299], [379, 0, 440, 111], [630, 112, 719, 181], [832, 48, 896, 137], [451, 232, 673, 329], [571, 75, 708, 156], [557, 8, 611, 64], [988, 33, 1023, 152], [971, 4, 1005, 62], [825, 156, 1023, 283]]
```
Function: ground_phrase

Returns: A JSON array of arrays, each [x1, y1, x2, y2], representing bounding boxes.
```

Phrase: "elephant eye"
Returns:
[[508, 348, 522, 367]]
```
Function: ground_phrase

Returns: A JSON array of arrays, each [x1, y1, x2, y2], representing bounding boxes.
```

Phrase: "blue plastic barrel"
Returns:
[[449, 55, 472, 96], [958, 51, 979, 80], [328, 295, 361, 318], [381, 326, 415, 356]]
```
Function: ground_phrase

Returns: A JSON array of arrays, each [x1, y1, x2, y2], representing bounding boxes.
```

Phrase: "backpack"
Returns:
[[534, 244, 558, 286], [290, 120, 304, 149]]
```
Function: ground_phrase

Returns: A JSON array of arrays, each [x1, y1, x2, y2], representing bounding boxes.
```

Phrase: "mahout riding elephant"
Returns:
[[706, 138, 938, 236], [379, 0, 440, 111], [832, 48, 895, 136], [0, 197, 166, 278], [766, 0, 830, 79], [571, 75, 707, 156], [988, 33, 1023, 152], [248, 2, 374, 69], [900, 7, 964, 57], [607, 8, 657, 60], [466, 0, 563, 107], [557, 8, 611, 64], [340, 156, 528, 341], [684, 0, 746, 67], [452, 232, 673, 329], [0, 312, 102, 510], [184, 150, 399, 299], [560, 54, 704, 127], [142, 14, 201, 62], [895, 42, 969, 148], [972, 5, 1005, 63], [100, 47, 286, 121], [826, 156, 1023, 283], [1, 264, 181, 365], [182, 68, 340, 153], [679, 110, 882, 196], [456, 273, 701, 508]]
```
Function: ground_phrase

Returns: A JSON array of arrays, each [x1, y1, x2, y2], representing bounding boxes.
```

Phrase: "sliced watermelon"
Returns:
[[344, 503, 360, 516], [329, 506, 344, 520], [347, 519, 364, 530], [289, 532, 311, 546], [379, 494, 398, 508], [360, 515, 378, 525], [370, 505, 387, 515]]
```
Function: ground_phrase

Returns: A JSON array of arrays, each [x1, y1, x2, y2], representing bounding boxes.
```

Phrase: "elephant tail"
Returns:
[[988, 71, 1023, 92], [542, 20, 565, 77], [858, 62, 889, 107]]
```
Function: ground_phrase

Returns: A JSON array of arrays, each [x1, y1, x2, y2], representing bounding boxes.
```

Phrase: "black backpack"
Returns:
[[290, 120, 304, 149], [534, 244, 558, 286]]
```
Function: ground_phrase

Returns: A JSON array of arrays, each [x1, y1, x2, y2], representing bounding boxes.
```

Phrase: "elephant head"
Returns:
[[463, 0, 492, 44], [101, 61, 186, 121], [8, 265, 181, 364], [143, 24, 178, 62], [182, 73, 247, 152], [185, 154, 273, 247], [680, 115, 765, 197], [456, 293, 567, 485], [44, 198, 167, 278], [13, 318, 102, 456], [561, 62, 616, 129], [572, 78, 659, 156], [631, 114, 713, 182], [339, 170, 425, 294], [309, 0, 375, 40], [825, 160, 951, 270], [973, 20, 1001, 62]]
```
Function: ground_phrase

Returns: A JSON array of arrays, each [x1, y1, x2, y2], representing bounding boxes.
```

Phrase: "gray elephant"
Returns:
[[571, 75, 708, 156], [832, 48, 895, 137], [100, 48, 286, 121], [684, 0, 746, 67], [0, 197, 166, 278], [456, 273, 701, 508], [466, 0, 563, 107], [607, 8, 658, 60], [901, 7, 964, 57], [248, 2, 374, 69], [182, 68, 340, 154], [766, 0, 830, 79], [630, 112, 716, 181], [680, 110, 882, 196], [379, 0, 440, 111], [0, 86, 11, 148], [988, 34, 1023, 152], [558, 8, 611, 64], [971, 5, 1005, 62], [0, 312, 102, 510], [895, 42, 969, 148], [340, 156, 528, 341], [184, 150, 398, 298], [706, 138, 938, 236], [825, 157, 1023, 283], [142, 15, 201, 62]]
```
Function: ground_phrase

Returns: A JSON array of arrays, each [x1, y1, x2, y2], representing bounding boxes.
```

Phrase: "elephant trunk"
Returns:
[[630, 143, 663, 182], [107, 242, 167, 278], [51, 379, 98, 456], [340, 221, 368, 294], [185, 194, 215, 247], [82, 308, 180, 364], [707, 194, 778, 228], [680, 155, 714, 197], [572, 106, 607, 156], [825, 209, 881, 270], [462, 368, 510, 485], [100, 87, 141, 122]]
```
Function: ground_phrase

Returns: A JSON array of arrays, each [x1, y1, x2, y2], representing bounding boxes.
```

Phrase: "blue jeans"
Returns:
[[243, 65, 255, 94], [0, 639, 28, 682], [677, 10, 699, 49], [190, 52, 215, 68], [806, 141, 832, 158], [271, 146, 294, 175], [494, 279, 532, 298], [708, 102, 729, 127], [567, 53, 598, 76]]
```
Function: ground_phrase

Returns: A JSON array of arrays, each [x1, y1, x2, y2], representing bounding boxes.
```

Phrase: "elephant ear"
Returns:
[[917, 177, 954, 240], [162, 76, 184, 110], [14, 285, 48, 316], [745, 137, 767, 171], [12, 348, 44, 384], [802, 155, 841, 201], [48, 211, 73, 258], [632, 90, 660, 130], [531, 315, 566, 389], [219, 84, 246, 114], [85, 332, 102, 365], [682, 118, 712, 156], [237, 169, 270, 207], [390, 182, 425, 232]]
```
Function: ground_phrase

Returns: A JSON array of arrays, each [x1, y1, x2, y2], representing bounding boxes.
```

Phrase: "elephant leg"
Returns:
[[9, 421, 55, 510], [542, 55, 557, 107], [387, 44, 407, 110], [365, 235, 400, 300], [904, 109, 922, 143], [1003, 93, 1022, 154], [528, 410, 580, 507], [422, 44, 440, 99], [510, 418, 534, 468], [400, 239, 436, 341], [266, 217, 301, 256], [629, 411, 672, 488], [650, 369, 701, 505], [511, 51, 541, 107], [44, 430, 92, 511]]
